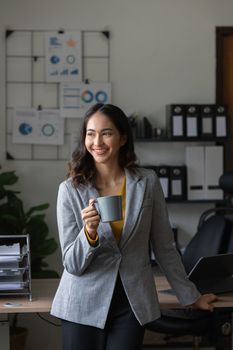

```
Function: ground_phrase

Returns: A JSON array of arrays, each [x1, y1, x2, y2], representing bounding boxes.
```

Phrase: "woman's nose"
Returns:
[[94, 134, 103, 145]]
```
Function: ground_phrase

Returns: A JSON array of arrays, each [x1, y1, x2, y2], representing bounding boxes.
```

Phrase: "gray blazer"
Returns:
[[51, 168, 200, 329]]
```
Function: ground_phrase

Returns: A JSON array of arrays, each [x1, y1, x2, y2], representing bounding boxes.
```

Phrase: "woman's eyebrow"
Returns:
[[86, 128, 113, 132], [101, 128, 113, 131]]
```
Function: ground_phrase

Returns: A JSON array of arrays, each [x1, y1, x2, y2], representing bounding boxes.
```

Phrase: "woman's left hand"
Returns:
[[189, 293, 219, 312]]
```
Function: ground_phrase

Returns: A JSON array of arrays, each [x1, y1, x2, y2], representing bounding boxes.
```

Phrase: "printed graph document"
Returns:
[[13, 108, 64, 145], [45, 31, 82, 82], [60, 82, 111, 118]]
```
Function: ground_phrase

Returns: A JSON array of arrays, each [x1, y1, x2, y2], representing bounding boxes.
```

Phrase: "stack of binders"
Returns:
[[143, 165, 187, 201], [166, 104, 229, 140]]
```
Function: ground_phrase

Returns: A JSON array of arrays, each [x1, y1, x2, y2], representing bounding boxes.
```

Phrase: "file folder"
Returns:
[[169, 166, 187, 200], [199, 105, 215, 139], [185, 105, 199, 139], [205, 146, 223, 200], [186, 146, 205, 200], [166, 104, 186, 139], [215, 105, 228, 138]]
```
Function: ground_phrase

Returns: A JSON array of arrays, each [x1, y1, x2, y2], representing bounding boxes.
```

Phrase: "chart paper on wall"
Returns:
[[13, 108, 64, 145], [60, 82, 111, 118], [45, 31, 82, 82]]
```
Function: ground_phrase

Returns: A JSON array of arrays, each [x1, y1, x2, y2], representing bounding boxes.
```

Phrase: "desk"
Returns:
[[0, 278, 233, 350], [0, 279, 59, 350], [156, 275, 233, 309]]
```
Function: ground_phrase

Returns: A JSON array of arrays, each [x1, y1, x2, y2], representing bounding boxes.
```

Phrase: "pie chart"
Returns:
[[19, 123, 33, 135], [50, 55, 60, 64]]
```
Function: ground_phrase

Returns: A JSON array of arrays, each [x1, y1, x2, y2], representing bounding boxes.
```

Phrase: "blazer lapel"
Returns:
[[119, 168, 146, 249]]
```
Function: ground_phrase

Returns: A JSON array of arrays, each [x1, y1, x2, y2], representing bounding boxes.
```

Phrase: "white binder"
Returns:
[[172, 115, 184, 137], [202, 116, 213, 135], [216, 116, 227, 138], [186, 145, 224, 200], [205, 146, 223, 199], [186, 116, 198, 137], [186, 146, 205, 200]]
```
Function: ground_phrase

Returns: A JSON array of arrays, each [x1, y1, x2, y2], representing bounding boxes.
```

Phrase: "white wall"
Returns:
[[0, 0, 233, 349]]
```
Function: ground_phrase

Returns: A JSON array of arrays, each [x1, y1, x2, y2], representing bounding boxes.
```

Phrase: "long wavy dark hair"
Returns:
[[68, 103, 138, 186]]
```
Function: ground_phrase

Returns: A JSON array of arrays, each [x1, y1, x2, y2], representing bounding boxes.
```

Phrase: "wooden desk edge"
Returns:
[[1, 277, 233, 314], [0, 279, 59, 314]]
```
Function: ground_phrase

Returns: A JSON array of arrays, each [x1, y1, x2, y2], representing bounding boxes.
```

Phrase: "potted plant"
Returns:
[[0, 169, 59, 350]]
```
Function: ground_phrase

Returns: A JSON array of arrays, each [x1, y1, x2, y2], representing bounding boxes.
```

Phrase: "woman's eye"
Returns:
[[102, 132, 112, 136], [86, 132, 94, 137]]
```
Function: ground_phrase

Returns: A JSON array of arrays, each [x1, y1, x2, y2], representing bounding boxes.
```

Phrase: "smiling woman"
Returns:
[[50, 103, 217, 350]]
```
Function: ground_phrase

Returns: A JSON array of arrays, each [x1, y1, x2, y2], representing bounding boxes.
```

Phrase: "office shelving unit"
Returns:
[[0, 234, 32, 301], [135, 137, 229, 204]]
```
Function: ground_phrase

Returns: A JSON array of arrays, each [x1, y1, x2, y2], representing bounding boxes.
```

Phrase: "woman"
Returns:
[[51, 103, 217, 350]]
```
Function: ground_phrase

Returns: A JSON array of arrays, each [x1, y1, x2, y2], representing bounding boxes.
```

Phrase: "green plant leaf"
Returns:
[[0, 189, 20, 200], [27, 218, 49, 237], [6, 194, 24, 217], [26, 203, 49, 217], [34, 238, 58, 256], [40, 261, 49, 268], [32, 269, 59, 279], [0, 213, 26, 234], [0, 171, 18, 186], [28, 214, 46, 221]]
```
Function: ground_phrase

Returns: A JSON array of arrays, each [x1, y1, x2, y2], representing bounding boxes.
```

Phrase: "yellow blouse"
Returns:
[[110, 176, 126, 243]]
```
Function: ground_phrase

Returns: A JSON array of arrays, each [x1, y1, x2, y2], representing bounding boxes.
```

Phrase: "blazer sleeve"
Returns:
[[149, 173, 201, 306], [57, 181, 100, 276]]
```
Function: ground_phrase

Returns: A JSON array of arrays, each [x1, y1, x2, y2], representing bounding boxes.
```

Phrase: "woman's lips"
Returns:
[[93, 148, 108, 155]]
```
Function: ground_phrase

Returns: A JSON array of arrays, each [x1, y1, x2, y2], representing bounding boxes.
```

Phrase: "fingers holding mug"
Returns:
[[89, 198, 96, 207], [85, 216, 100, 236], [81, 198, 100, 234]]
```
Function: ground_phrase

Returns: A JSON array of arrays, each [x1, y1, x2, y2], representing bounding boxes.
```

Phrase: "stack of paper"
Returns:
[[0, 243, 21, 261], [0, 243, 24, 290]]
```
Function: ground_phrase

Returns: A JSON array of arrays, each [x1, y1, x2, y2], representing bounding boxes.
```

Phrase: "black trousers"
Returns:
[[61, 276, 145, 350]]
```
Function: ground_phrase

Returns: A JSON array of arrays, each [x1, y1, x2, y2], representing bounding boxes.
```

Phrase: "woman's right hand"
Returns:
[[188, 293, 219, 312], [81, 199, 100, 239]]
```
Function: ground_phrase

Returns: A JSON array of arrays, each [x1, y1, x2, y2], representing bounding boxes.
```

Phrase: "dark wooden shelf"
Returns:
[[134, 137, 229, 143], [166, 199, 226, 204]]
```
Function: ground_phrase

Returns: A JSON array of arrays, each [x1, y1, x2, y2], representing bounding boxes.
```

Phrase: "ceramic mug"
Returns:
[[95, 195, 122, 222]]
